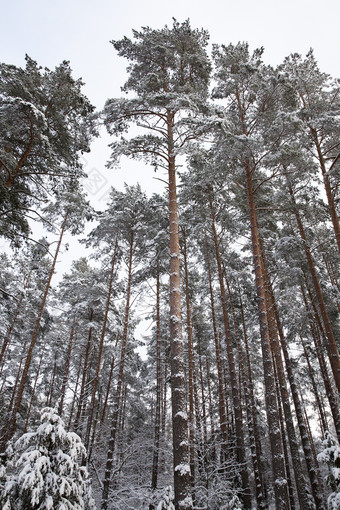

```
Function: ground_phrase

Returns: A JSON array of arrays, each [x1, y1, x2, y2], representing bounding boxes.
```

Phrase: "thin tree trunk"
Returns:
[[261, 257, 324, 508], [204, 235, 228, 447], [46, 357, 57, 407], [227, 276, 270, 509], [0, 211, 69, 451], [150, 261, 162, 509], [6, 341, 28, 419], [24, 349, 44, 432], [115, 384, 128, 483], [181, 229, 196, 497], [162, 360, 167, 437], [192, 359, 203, 473], [88, 393, 102, 463], [260, 244, 318, 509], [301, 283, 340, 441], [300, 335, 328, 435], [100, 353, 116, 428], [67, 354, 82, 431], [300, 389, 327, 507], [101, 232, 134, 510], [58, 318, 76, 417], [239, 295, 268, 510], [74, 308, 94, 434], [265, 285, 325, 509], [85, 241, 118, 448], [272, 354, 296, 510], [208, 192, 251, 509], [205, 358, 215, 435], [195, 327, 208, 448], [0, 271, 31, 372]]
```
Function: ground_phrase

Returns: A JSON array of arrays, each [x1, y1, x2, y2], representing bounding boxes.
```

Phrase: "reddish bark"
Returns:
[[167, 112, 192, 510]]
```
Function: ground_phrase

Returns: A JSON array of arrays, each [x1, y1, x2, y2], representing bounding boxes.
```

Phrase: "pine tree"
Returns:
[[103, 19, 211, 510], [157, 486, 175, 510], [0, 56, 97, 246], [278, 51, 340, 252]]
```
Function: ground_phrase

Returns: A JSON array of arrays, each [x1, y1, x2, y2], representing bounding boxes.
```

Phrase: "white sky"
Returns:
[[3, 0, 340, 104], [2, 0, 340, 206]]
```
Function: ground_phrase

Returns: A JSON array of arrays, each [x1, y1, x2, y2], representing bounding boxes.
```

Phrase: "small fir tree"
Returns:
[[318, 431, 340, 509], [156, 486, 175, 510], [0, 407, 96, 509]]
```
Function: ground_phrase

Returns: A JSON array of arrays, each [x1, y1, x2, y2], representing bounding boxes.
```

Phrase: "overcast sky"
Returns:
[[3, 0, 340, 104], [2, 0, 340, 204]]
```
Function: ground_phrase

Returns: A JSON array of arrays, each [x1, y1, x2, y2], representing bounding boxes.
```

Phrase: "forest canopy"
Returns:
[[0, 19, 340, 510]]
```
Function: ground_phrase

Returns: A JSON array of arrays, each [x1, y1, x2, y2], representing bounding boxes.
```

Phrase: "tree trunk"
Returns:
[[204, 236, 228, 447], [239, 295, 268, 509], [162, 360, 167, 437], [260, 243, 318, 509], [0, 211, 69, 451], [167, 111, 192, 510], [101, 231, 134, 510], [261, 266, 325, 509], [88, 392, 102, 463], [74, 308, 94, 435], [300, 335, 328, 435], [208, 192, 251, 509], [6, 340, 28, 419], [100, 353, 116, 428], [46, 357, 57, 407], [195, 327, 208, 448], [227, 276, 271, 509], [310, 127, 340, 252], [58, 318, 76, 417], [272, 355, 296, 510], [67, 354, 82, 431], [150, 261, 162, 509], [301, 283, 340, 441], [181, 229, 196, 498], [0, 271, 31, 371], [85, 241, 118, 448], [287, 179, 340, 392], [244, 161, 290, 509], [205, 358, 215, 435], [24, 349, 44, 432]]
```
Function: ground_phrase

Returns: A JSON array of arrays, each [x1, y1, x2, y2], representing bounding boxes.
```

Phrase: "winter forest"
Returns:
[[0, 18, 340, 510]]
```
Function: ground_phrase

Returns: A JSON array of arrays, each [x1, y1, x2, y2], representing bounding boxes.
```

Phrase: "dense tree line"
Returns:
[[0, 19, 340, 510]]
